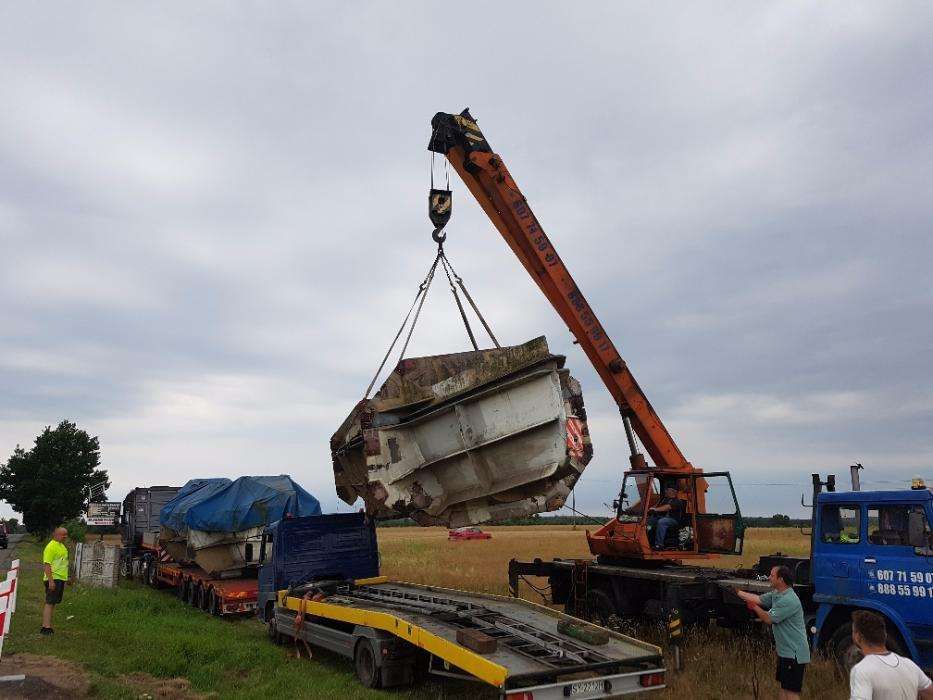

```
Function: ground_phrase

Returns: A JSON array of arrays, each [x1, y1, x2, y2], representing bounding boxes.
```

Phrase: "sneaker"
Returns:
[[40, 627, 53, 635]]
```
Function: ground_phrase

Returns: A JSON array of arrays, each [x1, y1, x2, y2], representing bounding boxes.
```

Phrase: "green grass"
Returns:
[[5, 539, 484, 699]]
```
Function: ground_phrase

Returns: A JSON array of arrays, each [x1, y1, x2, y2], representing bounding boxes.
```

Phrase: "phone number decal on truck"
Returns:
[[873, 583, 933, 597], [868, 569, 933, 598]]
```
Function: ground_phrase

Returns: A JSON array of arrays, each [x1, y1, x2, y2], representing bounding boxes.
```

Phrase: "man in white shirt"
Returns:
[[849, 610, 932, 700]]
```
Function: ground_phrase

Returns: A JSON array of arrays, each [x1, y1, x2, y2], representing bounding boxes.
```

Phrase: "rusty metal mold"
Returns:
[[331, 336, 593, 527]]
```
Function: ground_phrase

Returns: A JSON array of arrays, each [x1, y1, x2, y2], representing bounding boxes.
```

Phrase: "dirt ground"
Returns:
[[0, 654, 210, 700], [0, 653, 90, 699]]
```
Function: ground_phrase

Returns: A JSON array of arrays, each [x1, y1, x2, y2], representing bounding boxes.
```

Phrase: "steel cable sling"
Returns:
[[362, 242, 500, 400]]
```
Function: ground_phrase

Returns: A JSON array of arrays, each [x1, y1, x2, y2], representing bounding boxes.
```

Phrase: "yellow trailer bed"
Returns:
[[274, 577, 665, 698]]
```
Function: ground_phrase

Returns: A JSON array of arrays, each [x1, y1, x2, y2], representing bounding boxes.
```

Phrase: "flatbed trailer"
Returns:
[[154, 561, 258, 616], [271, 577, 665, 698], [123, 544, 259, 616]]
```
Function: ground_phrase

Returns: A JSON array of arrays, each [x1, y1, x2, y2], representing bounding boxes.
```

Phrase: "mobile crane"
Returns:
[[428, 109, 744, 563], [428, 109, 933, 670]]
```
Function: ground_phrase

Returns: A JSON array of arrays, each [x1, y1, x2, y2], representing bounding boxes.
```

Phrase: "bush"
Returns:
[[62, 517, 87, 543]]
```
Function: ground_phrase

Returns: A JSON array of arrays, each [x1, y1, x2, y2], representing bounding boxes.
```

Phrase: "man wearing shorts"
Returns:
[[736, 565, 810, 699], [41, 527, 69, 635]]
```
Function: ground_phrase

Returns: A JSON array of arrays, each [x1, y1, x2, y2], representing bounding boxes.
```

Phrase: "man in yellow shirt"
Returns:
[[41, 527, 69, 635]]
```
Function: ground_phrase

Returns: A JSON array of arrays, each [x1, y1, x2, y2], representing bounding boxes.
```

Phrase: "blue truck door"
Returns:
[[862, 503, 933, 656], [813, 502, 864, 598]]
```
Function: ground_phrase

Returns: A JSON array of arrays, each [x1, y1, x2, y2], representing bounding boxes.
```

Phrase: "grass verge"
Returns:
[[2, 538, 482, 699]]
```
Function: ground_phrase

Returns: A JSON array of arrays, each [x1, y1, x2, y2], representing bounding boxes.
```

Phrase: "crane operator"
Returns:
[[648, 483, 685, 549]]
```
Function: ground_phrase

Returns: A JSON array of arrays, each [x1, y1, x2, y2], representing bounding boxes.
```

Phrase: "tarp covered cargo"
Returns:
[[182, 475, 321, 532], [331, 336, 592, 527], [159, 478, 231, 535], [159, 475, 321, 575]]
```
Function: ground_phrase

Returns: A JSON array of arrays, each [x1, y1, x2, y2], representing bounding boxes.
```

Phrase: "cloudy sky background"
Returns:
[[2, 3, 931, 521]]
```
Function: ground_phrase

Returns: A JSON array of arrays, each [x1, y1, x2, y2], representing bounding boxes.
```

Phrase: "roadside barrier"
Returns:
[[0, 559, 21, 660]]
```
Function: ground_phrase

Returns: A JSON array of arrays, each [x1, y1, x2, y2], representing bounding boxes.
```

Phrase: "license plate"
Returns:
[[567, 679, 604, 696]]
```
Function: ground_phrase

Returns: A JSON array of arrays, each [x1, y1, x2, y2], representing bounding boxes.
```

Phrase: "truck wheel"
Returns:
[[187, 583, 199, 607], [830, 620, 907, 673], [830, 623, 862, 672], [178, 578, 188, 601], [354, 639, 381, 689]]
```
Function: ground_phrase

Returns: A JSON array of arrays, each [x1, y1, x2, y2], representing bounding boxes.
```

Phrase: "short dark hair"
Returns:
[[853, 610, 887, 646], [773, 565, 795, 586]]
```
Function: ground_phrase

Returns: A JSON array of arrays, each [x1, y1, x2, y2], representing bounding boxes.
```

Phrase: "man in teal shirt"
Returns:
[[736, 566, 810, 699]]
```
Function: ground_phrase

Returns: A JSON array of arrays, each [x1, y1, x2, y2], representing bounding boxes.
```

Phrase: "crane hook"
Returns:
[[429, 188, 452, 245]]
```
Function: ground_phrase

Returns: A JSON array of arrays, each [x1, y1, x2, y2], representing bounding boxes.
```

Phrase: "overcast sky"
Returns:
[[1, 3, 931, 522]]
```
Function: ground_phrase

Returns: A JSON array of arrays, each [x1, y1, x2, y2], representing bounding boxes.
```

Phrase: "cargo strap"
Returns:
[[362, 245, 500, 399]]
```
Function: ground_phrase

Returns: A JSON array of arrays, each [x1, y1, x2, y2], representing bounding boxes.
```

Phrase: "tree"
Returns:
[[770, 513, 791, 526], [0, 421, 110, 535]]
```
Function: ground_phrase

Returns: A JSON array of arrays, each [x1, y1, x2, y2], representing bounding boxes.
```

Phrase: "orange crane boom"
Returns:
[[429, 109, 690, 472]]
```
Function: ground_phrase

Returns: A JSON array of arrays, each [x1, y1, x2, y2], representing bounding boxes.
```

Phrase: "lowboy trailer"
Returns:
[[269, 578, 666, 698]]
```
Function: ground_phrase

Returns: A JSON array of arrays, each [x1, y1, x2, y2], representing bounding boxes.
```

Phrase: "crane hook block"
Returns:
[[429, 187, 452, 236]]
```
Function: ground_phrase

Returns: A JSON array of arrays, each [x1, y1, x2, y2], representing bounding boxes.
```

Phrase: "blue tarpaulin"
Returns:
[[160, 478, 232, 533], [160, 475, 321, 533]]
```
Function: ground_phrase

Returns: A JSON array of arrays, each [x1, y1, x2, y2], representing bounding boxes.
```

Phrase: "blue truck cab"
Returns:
[[256, 512, 379, 623], [812, 485, 933, 669]]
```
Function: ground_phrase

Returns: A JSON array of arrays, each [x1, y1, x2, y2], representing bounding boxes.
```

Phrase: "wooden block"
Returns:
[[456, 628, 498, 654]]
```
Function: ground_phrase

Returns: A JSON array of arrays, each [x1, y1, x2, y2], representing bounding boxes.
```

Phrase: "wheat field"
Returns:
[[379, 525, 845, 699]]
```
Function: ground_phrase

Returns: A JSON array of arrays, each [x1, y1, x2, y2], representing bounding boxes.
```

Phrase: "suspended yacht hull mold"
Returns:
[[331, 336, 592, 527]]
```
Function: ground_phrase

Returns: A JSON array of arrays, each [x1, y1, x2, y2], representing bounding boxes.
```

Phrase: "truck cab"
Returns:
[[256, 512, 379, 623], [812, 486, 933, 669]]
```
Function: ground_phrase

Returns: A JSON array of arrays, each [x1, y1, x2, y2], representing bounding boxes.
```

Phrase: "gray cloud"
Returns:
[[2, 2, 931, 520]]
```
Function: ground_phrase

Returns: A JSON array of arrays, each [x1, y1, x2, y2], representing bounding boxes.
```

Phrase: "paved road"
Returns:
[[0, 534, 25, 572]]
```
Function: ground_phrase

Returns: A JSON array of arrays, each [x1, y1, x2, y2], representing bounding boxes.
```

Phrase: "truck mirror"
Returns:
[[908, 511, 926, 548]]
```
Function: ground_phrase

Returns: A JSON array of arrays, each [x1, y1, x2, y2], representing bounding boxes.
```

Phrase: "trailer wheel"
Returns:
[[177, 578, 186, 600], [209, 589, 221, 616], [200, 586, 212, 612], [187, 582, 199, 607], [354, 639, 381, 689]]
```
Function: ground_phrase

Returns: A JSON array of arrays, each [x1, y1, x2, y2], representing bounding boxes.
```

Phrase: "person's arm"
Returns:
[[849, 664, 872, 700], [749, 603, 772, 625], [42, 542, 53, 581], [734, 588, 763, 606], [649, 503, 672, 513], [914, 661, 932, 698]]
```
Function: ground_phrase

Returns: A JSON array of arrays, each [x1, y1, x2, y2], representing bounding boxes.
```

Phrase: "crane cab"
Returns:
[[587, 469, 745, 561]]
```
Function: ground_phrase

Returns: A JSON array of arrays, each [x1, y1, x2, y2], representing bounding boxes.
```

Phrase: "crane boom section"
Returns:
[[429, 110, 690, 470]]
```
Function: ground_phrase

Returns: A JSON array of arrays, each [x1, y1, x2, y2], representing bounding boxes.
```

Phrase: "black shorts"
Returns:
[[44, 579, 65, 605], [775, 656, 806, 693]]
